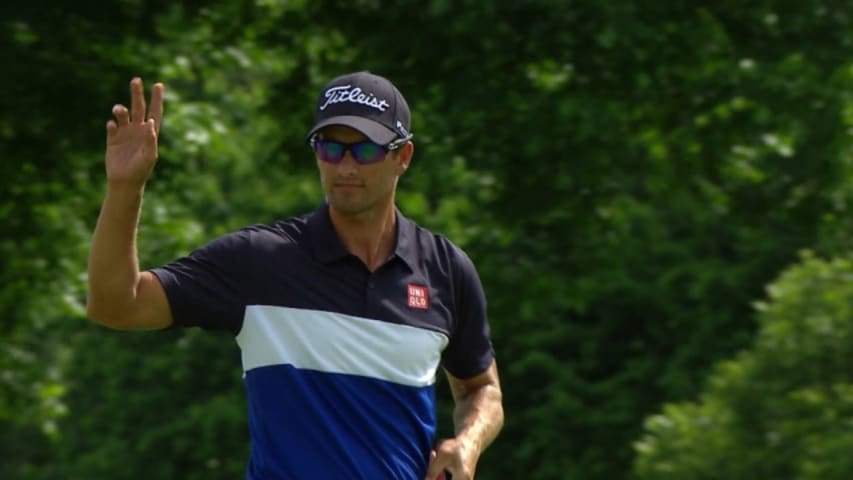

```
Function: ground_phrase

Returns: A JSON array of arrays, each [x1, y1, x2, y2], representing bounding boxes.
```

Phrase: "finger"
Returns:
[[146, 118, 159, 145], [130, 77, 146, 124], [425, 450, 450, 480], [145, 119, 159, 160], [106, 119, 117, 138], [425, 468, 449, 480], [148, 82, 164, 134], [112, 104, 130, 126]]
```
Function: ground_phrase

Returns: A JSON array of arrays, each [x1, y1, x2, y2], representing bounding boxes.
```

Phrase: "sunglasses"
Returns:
[[310, 134, 413, 165]]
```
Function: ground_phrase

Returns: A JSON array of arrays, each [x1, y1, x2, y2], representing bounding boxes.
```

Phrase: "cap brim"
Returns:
[[305, 116, 397, 145]]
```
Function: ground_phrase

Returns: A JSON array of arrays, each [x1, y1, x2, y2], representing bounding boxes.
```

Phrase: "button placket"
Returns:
[[363, 275, 377, 316]]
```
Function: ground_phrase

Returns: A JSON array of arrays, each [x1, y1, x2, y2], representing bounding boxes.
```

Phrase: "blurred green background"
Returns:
[[2, 1, 853, 479]]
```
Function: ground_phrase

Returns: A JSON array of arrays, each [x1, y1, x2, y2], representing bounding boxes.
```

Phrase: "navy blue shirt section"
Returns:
[[152, 204, 494, 377]]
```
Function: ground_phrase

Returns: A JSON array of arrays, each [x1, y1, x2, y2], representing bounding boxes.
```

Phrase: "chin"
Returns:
[[328, 198, 372, 215]]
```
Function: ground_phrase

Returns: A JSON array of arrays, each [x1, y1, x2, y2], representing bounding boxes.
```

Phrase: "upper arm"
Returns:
[[442, 247, 494, 378], [445, 359, 502, 402], [95, 271, 173, 330], [131, 270, 174, 329]]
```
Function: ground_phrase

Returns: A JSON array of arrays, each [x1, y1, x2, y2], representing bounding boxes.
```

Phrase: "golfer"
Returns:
[[87, 71, 504, 480]]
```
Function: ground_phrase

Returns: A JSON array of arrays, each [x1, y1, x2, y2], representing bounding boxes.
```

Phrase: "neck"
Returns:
[[328, 201, 397, 271]]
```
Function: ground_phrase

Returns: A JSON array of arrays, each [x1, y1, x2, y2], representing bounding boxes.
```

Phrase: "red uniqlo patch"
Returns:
[[407, 284, 429, 310]]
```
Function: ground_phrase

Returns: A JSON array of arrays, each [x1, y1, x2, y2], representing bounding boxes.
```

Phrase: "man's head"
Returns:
[[307, 72, 415, 217], [306, 71, 412, 146]]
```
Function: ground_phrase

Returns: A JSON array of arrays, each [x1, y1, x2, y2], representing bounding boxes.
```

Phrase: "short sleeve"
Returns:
[[441, 249, 495, 379], [151, 229, 254, 335]]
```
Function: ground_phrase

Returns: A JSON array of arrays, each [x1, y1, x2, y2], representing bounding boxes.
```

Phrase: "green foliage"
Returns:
[[634, 252, 853, 480], [3, 1, 853, 479], [37, 328, 247, 480]]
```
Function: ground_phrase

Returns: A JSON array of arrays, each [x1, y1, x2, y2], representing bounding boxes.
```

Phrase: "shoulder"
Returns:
[[402, 215, 479, 279], [242, 212, 314, 243], [195, 212, 314, 258]]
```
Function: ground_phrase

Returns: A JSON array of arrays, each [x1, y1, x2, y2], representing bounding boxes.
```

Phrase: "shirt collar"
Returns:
[[306, 203, 418, 270], [393, 209, 417, 270]]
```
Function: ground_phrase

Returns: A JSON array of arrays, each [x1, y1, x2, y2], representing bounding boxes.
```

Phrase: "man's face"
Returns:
[[314, 125, 411, 217]]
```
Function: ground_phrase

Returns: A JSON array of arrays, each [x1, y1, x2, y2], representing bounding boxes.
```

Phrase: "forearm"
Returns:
[[86, 184, 145, 323], [453, 379, 504, 453]]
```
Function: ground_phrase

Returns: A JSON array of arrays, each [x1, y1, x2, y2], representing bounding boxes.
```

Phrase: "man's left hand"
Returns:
[[425, 437, 478, 480]]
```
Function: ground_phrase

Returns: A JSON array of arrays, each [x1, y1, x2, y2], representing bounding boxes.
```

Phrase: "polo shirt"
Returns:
[[151, 203, 494, 480]]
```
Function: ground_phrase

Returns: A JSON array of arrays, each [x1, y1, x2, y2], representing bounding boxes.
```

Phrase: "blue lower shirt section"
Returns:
[[243, 365, 437, 480]]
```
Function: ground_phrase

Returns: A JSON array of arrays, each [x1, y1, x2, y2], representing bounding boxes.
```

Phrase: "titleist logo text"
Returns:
[[320, 85, 390, 112]]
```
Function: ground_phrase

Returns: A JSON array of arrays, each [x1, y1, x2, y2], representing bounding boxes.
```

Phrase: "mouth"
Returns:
[[333, 182, 364, 188]]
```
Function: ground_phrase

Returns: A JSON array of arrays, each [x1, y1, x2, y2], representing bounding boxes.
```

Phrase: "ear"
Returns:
[[395, 141, 414, 175]]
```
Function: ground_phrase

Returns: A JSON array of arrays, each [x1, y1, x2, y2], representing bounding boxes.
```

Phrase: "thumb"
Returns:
[[425, 450, 448, 480]]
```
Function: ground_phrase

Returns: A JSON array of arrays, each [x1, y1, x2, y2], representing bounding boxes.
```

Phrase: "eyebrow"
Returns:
[[317, 134, 369, 143]]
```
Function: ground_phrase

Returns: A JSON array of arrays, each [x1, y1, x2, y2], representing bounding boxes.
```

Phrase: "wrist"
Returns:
[[102, 182, 146, 219], [106, 175, 146, 188], [452, 432, 482, 456], [105, 179, 146, 198]]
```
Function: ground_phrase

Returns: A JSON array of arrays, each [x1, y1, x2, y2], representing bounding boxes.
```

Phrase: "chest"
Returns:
[[250, 252, 456, 337]]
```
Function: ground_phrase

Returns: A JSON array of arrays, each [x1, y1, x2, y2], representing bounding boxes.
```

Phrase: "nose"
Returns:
[[336, 150, 359, 175]]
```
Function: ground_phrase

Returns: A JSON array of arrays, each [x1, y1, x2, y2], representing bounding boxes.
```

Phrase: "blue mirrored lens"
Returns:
[[351, 142, 384, 163], [315, 140, 386, 164], [316, 140, 344, 163]]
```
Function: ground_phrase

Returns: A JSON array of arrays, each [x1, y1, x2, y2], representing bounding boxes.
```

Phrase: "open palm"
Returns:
[[105, 78, 164, 186]]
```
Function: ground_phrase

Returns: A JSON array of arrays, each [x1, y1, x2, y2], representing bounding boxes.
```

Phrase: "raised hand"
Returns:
[[105, 77, 164, 187]]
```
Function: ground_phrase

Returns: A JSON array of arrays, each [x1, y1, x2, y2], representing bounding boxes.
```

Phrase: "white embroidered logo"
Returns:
[[407, 284, 429, 310], [396, 120, 409, 137], [320, 85, 390, 112]]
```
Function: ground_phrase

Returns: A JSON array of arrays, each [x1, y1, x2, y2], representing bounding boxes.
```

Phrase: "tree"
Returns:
[[337, 2, 853, 478], [634, 252, 853, 480], [3, 1, 853, 479]]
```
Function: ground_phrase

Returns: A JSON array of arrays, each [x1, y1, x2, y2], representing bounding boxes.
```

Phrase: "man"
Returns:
[[87, 71, 503, 480]]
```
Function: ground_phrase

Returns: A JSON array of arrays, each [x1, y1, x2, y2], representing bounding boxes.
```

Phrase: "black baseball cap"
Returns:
[[306, 71, 411, 146]]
